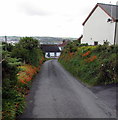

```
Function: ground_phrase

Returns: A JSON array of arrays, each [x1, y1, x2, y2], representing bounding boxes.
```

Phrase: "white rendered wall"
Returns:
[[82, 6, 115, 45], [56, 52, 61, 56], [45, 52, 61, 58], [58, 47, 62, 51], [116, 22, 118, 44]]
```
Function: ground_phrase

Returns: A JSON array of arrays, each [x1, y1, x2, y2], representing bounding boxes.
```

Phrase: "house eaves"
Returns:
[[82, 4, 98, 26], [82, 3, 118, 26]]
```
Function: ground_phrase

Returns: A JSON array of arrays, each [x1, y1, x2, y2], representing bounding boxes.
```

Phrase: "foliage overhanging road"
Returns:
[[21, 60, 115, 118]]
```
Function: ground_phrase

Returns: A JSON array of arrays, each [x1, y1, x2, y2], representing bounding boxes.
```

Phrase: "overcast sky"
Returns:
[[0, 0, 117, 38]]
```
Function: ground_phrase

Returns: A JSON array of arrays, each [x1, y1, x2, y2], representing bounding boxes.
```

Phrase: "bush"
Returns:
[[59, 45, 118, 86], [2, 42, 14, 52], [11, 37, 43, 67], [2, 100, 16, 120], [2, 37, 45, 119]]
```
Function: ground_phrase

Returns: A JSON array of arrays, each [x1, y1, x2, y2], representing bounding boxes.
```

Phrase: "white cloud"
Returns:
[[17, 1, 51, 16], [0, 0, 117, 37]]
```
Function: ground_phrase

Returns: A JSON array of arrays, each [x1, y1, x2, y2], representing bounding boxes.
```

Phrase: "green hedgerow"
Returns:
[[59, 43, 118, 86]]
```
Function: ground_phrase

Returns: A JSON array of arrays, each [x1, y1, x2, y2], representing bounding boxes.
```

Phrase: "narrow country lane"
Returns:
[[20, 60, 115, 118]]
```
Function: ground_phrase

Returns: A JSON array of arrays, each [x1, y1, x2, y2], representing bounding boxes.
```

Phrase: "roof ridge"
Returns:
[[82, 3, 118, 25], [97, 3, 118, 7]]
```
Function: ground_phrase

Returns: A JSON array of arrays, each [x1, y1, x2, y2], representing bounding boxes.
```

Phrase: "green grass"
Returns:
[[59, 44, 118, 86]]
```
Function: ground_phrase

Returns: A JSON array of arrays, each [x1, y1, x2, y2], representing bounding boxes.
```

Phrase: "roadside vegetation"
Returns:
[[2, 37, 45, 120], [59, 41, 118, 86]]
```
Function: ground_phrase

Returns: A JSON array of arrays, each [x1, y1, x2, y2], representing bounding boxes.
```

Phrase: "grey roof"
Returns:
[[83, 3, 118, 25], [41, 44, 61, 52], [98, 3, 118, 21]]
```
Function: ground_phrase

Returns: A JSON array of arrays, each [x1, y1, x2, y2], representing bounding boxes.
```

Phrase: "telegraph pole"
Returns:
[[5, 36, 7, 43], [4, 36, 7, 52]]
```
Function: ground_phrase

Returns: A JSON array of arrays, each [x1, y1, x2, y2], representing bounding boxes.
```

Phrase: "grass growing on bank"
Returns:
[[59, 43, 118, 86]]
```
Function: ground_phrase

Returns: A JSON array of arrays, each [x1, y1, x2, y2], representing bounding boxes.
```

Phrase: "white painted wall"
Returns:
[[45, 52, 61, 58], [56, 52, 61, 56], [58, 47, 62, 51], [115, 22, 118, 44], [82, 6, 116, 45]]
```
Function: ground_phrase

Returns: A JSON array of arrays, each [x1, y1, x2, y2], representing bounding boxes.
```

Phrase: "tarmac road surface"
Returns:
[[20, 60, 116, 118]]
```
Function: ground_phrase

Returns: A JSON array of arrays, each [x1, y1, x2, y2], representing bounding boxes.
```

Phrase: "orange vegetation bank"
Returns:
[[17, 57, 44, 84]]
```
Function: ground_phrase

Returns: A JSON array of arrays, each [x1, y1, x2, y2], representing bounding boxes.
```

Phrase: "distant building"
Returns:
[[41, 44, 61, 58], [82, 3, 118, 45], [77, 35, 83, 44], [58, 40, 69, 51]]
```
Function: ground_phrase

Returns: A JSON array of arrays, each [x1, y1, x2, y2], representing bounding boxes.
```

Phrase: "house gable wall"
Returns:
[[82, 6, 116, 45], [116, 22, 118, 44]]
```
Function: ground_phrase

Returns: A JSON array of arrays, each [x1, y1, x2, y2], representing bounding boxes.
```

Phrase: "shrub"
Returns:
[[59, 45, 118, 86], [11, 37, 43, 67], [2, 37, 45, 119], [2, 42, 14, 52]]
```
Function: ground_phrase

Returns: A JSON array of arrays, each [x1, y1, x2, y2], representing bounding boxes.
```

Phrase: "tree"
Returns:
[[2, 42, 14, 52], [11, 37, 43, 66], [18, 37, 39, 50]]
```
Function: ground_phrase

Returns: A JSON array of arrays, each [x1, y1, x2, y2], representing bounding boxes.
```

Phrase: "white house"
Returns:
[[58, 40, 69, 51], [41, 44, 61, 58], [82, 3, 118, 45]]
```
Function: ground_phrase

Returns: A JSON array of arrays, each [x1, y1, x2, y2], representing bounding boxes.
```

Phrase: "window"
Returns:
[[94, 41, 98, 45], [103, 40, 109, 45]]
